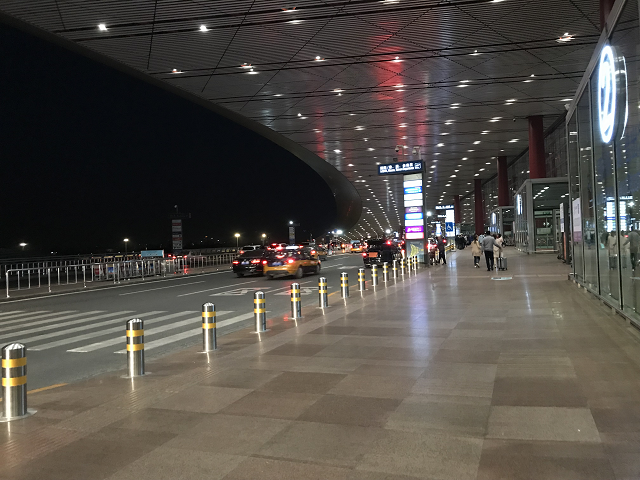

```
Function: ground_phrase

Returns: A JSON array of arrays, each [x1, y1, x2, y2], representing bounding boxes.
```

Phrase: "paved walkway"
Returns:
[[2, 249, 640, 479]]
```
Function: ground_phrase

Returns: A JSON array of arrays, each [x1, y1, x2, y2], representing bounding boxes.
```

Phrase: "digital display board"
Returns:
[[379, 161, 423, 175], [403, 186, 422, 195], [435, 204, 454, 210]]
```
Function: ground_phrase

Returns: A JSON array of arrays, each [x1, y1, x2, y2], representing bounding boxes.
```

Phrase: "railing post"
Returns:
[[126, 319, 145, 377], [202, 303, 217, 352], [48, 268, 51, 293], [5, 272, 9, 298], [82, 265, 86, 288]]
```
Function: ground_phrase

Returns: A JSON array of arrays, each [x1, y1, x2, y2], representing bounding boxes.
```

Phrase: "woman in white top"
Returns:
[[470, 235, 482, 268], [493, 234, 504, 258]]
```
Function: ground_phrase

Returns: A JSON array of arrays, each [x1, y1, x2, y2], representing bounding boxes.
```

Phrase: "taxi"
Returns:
[[300, 242, 328, 261], [350, 240, 363, 253], [263, 245, 321, 279]]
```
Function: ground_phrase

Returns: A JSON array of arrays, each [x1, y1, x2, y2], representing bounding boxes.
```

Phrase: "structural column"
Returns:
[[453, 195, 461, 224], [474, 179, 484, 234], [497, 156, 509, 206], [528, 115, 546, 179]]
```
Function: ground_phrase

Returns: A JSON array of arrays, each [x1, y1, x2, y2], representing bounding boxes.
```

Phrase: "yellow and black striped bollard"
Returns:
[[254, 291, 267, 332], [358, 268, 366, 291], [1, 343, 29, 420], [291, 282, 302, 319], [126, 319, 145, 377], [371, 264, 379, 287], [340, 272, 349, 298], [318, 277, 328, 308], [382, 262, 389, 282], [202, 303, 217, 352]]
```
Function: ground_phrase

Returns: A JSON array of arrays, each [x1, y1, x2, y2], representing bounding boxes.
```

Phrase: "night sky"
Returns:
[[0, 23, 337, 256]]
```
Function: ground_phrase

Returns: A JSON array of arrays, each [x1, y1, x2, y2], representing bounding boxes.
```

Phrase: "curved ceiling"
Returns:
[[0, 0, 601, 239]]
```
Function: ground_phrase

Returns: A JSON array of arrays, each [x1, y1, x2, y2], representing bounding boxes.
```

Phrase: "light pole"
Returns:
[[19, 243, 27, 251], [261, 233, 266, 246], [234, 233, 240, 251], [124, 238, 129, 254]]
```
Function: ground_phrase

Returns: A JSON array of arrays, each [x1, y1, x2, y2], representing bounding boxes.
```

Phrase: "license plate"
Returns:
[[271, 262, 282, 266], [242, 261, 250, 265], [369, 252, 378, 258]]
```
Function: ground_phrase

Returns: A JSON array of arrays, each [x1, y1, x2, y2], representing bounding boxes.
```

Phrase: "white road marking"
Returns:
[[113, 311, 256, 353], [0, 311, 105, 335], [0, 311, 75, 326], [0, 311, 42, 318], [177, 279, 257, 297], [119, 281, 205, 296], [321, 264, 344, 269], [274, 287, 319, 296], [65, 311, 199, 352], [211, 287, 270, 296]]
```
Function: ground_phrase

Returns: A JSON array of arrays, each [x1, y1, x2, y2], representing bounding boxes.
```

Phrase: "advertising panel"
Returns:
[[379, 161, 423, 175]]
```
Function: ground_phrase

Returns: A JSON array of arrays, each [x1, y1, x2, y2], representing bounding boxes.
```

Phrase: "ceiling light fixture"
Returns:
[[200, 25, 209, 32], [98, 23, 108, 31]]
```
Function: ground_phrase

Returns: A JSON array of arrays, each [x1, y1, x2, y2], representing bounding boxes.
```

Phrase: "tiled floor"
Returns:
[[3, 249, 640, 479]]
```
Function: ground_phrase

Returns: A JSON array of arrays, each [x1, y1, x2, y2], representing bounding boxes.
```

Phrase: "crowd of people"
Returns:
[[431, 231, 505, 271]]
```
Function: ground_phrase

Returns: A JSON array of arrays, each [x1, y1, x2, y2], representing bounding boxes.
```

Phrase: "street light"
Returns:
[[234, 233, 240, 250], [124, 238, 129, 254], [19, 243, 27, 251], [261, 233, 267, 246]]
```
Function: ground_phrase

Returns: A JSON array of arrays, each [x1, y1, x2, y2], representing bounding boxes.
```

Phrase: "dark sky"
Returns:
[[0, 22, 336, 256]]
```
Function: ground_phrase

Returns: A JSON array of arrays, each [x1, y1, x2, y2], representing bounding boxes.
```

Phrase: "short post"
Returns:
[[290, 282, 302, 319], [340, 272, 349, 298], [392, 260, 398, 278], [318, 277, 328, 308], [413, 256, 418, 271], [371, 264, 379, 287], [254, 291, 267, 332], [82, 265, 86, 288], [47, 268, 51, 293], [406, 257, 411, 273], [1, 343, 29, 420], [382, 262, 389, 282], [202, 303, 217, 352], [358, 268, 366, 291], [5, 272, 9, 298], [400, 258, 405, 277], [126, 319, 145, 377]]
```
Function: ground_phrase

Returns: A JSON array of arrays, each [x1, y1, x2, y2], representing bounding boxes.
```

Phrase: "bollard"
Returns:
[[358, 268, 366, 291], [382, 262, 389, 283], [254, 291, 267, 332], [126, 319, 145, 377], [371, 264, 379, 287], [291, 282, 302, 319], [392, 259, 398, 278], [413, 256, 418, 271], [1, 343, 30, 420], [340, 272, 349, 298], [202, 303, 217, 352], [407, 257, 412, 273], [400, 258, 405, 277], [47, 268, 51, 293], [318, 277, 328, 308]]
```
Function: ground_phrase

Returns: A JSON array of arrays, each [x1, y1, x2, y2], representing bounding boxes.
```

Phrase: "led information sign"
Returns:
[[379, 161, 423, 175], [435, 204, 454, 210]]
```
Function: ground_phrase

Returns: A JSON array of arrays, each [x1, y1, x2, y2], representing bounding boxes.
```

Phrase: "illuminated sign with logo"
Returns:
[[516, 194, 523, 215], [405, 212, 423, 220], [404, 186, 422, 195], [598, 45, 616, 143], [379, 161, 423, 175], [435, 204, 454, 210], [406, 226, 424, 234], [403, 174, 424, 241]]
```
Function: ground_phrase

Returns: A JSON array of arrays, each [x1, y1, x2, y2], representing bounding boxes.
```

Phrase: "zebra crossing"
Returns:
[[0, 309, 251, 354]]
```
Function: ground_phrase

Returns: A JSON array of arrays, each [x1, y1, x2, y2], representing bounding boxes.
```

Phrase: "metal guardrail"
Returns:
[[3, 253, 238, 298]]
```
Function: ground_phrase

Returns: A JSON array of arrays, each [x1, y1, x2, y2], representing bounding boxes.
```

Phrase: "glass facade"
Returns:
[[569, 0, 640, 324]]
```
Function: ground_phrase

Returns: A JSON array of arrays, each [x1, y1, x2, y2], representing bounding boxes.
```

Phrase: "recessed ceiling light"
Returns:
[[479, 168, 485, 171], [557, 33, 574, 43], [560, 98, 573, 102], [368, 148, 375, 151], [98, 23, 108, 31], [397, 109, 406, 113], [171, 68, 183, 74], [274, 94, 282, 97], [473, 141, 481, 145], [335, 150, 342, 153], [437, 143, 445, 147], [509, 139, 519, 143], [200, 25, 209, 32], [289, 19, 303, 24]]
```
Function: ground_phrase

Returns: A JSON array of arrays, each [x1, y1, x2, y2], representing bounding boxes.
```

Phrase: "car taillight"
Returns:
[[362, 253, 367, 257], [287, 259, 295, 264], [251, 259, 260, 264], [239, 250, 245, 254], [311, 250, 316, 254], [232, 260, 239, 264], [262, 260, 267, 265]]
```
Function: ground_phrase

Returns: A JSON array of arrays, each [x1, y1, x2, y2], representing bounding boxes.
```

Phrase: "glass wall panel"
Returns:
[[612, 4, 640, 321], [592, 73, 621, 305], [578, 91, 598, 292], [567, 114, 583, 281]]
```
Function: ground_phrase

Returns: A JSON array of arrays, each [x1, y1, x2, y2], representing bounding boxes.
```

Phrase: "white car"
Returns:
[[239, 245, 263, 254]]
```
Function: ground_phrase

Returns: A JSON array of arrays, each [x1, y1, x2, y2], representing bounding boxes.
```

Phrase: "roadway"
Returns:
[[0, 252, 366, 389]]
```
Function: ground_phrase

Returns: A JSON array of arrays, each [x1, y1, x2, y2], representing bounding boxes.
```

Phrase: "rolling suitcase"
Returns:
[[497, 256, 507, 271]]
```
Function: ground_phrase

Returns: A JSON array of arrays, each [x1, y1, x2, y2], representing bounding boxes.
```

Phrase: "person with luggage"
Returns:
[[471, 235, 481, 268], [437, 236, 447, 265], [481, 230, 502, 271], [624, 228, 640, 270]]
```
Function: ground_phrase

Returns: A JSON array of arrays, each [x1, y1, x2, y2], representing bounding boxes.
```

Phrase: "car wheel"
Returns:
[[265, 274, 273, 280], [314, 264, 321, 275], [294, 267, 303, 279], [236, 273, 244, 278]]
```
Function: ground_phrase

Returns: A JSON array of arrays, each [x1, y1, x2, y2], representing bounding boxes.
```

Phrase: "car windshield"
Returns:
[[238, 250, 264, 259]]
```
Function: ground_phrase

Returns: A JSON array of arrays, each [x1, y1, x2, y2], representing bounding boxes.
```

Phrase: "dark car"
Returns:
[[232, 250, 268, 277], [362, 240, 402, 267]]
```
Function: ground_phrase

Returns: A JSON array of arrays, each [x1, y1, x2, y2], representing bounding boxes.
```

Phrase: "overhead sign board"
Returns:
[[435, 204, 454, 210], [141, 250, 164, 258], [379, 161, 423, 175]]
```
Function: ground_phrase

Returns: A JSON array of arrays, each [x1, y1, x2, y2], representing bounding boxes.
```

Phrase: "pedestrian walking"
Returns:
[[437, 236, 447, 265], [471, 235, 482, 268], [481, 231, 502, 271]]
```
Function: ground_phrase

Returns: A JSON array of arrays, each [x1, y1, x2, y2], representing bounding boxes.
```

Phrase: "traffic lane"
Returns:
[[0, 253, 362, 315]]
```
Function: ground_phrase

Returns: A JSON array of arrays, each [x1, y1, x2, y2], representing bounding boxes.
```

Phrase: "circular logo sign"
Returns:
[[598, 45, 616, 144]]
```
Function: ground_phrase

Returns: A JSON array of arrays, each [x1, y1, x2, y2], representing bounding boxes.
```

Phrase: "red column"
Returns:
[[528, 115, 546, 179], [497, 156, 509, 206], [600, 0, 615, 30], [474, 179, 484, 234], [453, 195, 461, 224]]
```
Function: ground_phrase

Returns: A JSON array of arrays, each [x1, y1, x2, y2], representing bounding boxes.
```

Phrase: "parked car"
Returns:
[[362, 240, 403, 267]]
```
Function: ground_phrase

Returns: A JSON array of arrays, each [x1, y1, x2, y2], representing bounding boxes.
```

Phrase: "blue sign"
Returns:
[[405, 213, 424, 220], [404, 186, 422, 195], [378, 161, 423, 175], [445, 222, 454, 234]]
